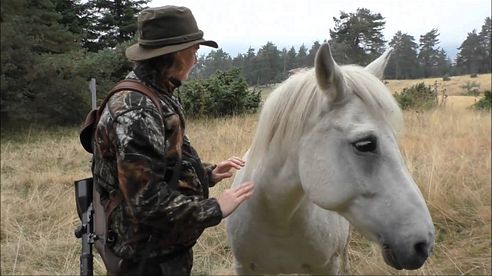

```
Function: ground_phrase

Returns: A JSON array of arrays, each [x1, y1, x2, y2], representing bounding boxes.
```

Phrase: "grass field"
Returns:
[[1, 74, 491, 275]]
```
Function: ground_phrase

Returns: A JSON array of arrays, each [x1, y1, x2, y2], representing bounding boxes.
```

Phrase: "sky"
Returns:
[[149, 0, 491, 60]]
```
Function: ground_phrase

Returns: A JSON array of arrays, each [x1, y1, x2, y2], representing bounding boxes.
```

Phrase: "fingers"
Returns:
[[221, 157, 245, 170], [211, 157, 246, 184], [233, 181, 254, 196], [228, 156, 245, 166], [217, 181, 255, 218], [214, 172, 233, 179]]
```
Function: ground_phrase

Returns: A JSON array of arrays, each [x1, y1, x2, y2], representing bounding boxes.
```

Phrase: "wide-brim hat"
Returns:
[[126, 6, 218, 61]]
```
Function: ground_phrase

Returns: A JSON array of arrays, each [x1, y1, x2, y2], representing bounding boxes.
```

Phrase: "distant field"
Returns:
[[385, 73, 492, 96], [257, 73, 492, 101]]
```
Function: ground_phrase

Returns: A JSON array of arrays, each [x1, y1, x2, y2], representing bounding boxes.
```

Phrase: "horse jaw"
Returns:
[[364, 48, 392, 80]]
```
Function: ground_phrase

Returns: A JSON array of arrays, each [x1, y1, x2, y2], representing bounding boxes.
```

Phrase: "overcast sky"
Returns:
[[150, 0, 491, 59]]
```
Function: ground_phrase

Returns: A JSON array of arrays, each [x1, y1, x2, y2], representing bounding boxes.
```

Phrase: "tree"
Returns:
[[285, 46, 297, 70], [329, 8, 386, 65], [306, 41, 321, 67], [256, 42, 282, 84], [386, 31, 419, 79], [478, 17, 491, 73], [456, 30, 482, 75], [200, 49, 233, 77], [1, 0, 136, 126], [435, 48, 451, 77], [417, 28, 442, 77], [53, 0, 90, 40], [242, 47, 258, 85], [296, 44, 308, 68], [1, 0, 87, 124], [83, 0, 150, 52]]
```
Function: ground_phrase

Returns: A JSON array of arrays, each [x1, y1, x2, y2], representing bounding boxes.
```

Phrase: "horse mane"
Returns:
[[246, 65, 403, 171]]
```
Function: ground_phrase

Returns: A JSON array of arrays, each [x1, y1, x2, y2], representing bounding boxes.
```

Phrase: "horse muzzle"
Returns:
[[380, 232, 434, 270]]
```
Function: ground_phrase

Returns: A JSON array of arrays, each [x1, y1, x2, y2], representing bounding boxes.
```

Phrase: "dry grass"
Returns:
[[385, 73, 492, 96], [1, 77, 490, 275]]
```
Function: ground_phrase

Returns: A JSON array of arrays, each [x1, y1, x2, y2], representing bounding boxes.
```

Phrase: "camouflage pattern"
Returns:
[[92, 71, 222, 270]]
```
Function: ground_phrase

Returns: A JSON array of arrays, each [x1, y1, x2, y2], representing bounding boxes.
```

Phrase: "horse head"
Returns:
[[298, 43, 435, 270]]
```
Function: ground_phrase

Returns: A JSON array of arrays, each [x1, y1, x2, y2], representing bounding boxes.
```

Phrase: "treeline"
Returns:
[[192, 10, 491, 83], [1, 0, 149, 126], [1, 1, 490, 126]]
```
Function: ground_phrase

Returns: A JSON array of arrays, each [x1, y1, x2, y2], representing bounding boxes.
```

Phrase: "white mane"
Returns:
[[246, 65, 403, 170]]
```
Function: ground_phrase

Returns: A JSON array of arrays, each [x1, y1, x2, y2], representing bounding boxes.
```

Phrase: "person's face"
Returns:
[[172, 44, 199, 81]]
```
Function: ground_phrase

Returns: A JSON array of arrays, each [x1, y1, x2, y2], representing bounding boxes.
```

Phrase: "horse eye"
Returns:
[[352, 136, 378, 153]]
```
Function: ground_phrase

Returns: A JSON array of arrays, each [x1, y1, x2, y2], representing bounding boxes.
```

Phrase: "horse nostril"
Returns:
[[414, 241, 429, 258]]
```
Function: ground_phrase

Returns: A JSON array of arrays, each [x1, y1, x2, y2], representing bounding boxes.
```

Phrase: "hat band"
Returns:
[[139, 31, 204, 48]]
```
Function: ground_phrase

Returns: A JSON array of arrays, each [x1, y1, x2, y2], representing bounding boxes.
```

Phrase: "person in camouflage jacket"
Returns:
[[93, 6, 254, 275]]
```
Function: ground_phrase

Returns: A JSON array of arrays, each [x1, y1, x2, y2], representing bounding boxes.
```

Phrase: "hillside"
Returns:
[[385, 73, 491, 96]]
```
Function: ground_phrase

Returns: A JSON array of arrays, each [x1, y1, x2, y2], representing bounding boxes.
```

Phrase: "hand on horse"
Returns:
[[217, 181, 254, 218], [211, 156, 245, 184]]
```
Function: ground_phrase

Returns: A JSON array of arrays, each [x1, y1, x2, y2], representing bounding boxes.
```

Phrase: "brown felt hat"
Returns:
[[125, 5, 218, 61]]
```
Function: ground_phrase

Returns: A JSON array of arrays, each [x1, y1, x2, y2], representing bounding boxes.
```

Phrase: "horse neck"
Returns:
[[245, 144, 309, 227]]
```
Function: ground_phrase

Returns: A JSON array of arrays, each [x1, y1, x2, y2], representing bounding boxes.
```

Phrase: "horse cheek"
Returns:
[[298, 133, 355, 211]]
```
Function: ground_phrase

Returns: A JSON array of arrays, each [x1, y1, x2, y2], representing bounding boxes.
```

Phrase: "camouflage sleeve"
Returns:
[[111, 92, 222, 229], [203, 163, 218, 187]]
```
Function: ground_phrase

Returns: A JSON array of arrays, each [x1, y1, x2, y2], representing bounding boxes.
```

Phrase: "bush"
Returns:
[[394, 82, 437, 110], [180, 68, 261, 117], [472, 91, 492, 111], [460, 81, 481, 96]]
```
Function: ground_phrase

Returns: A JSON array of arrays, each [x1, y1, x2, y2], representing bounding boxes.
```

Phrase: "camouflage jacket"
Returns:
[[93, 72, 222, 260]]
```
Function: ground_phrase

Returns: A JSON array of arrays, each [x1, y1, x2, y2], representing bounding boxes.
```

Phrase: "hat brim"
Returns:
[[126, 39, 218, 61]]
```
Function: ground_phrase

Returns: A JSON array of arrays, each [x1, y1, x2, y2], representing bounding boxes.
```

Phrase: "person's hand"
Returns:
[[211, 156, 245, 184], [216, 181, 254, 218]]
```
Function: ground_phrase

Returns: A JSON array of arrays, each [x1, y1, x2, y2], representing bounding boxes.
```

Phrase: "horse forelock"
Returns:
[[342, 65, 403, 133], [246, 65, 402, 170]]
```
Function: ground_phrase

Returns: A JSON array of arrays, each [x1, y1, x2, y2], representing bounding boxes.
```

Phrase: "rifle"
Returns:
[[74, 178, 96, 276]]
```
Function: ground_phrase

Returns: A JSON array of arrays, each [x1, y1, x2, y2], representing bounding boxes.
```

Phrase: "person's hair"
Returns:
[[133, 53, 177, 86]]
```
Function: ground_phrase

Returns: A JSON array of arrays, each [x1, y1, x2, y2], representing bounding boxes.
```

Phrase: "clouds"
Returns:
[[150, 0, 491, 58]]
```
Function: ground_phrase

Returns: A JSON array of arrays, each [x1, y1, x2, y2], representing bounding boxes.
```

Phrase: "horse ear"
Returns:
[[315, 43, 345, 103], [315, 43, 338, 91], [364, 48, 392, 80]]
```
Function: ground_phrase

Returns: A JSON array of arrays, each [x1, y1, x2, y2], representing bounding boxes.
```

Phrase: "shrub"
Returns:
[[394, 82, 438, 110], [460, 81, 481, 96], [180, 68, 261, 117], [472, 91, 492, 111]]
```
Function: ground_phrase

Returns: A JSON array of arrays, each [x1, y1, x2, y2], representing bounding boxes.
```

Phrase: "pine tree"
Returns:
[[456, 30, 482, 74], [306, 41, 321, 67], [296, 44, 308, 68], [256, 42, 282, 84], [478, 17, 491, 73], [286, 46, 297, 71], [386, 31, 419, 79], [53, 0, 90, 41], [243, 47, 258, 85], [329, 8, 386, 65], [1, 0, 86, 124], [201, 49, 233, 77], [418, 28, 442, 77], [83, 0, 150, 52]]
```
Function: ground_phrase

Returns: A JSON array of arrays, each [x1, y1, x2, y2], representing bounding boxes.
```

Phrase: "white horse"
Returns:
[[226, 43, 435, 274]]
